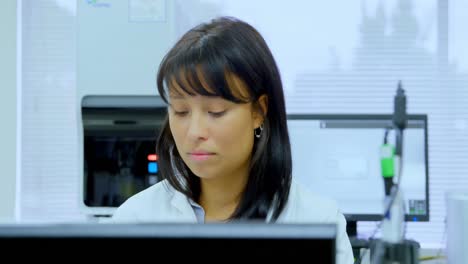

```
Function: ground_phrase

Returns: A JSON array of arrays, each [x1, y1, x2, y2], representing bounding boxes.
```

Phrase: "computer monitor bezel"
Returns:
[[0, 222, 336, 238], [0, 223, 337, 262], [287, 113, 429, 222]]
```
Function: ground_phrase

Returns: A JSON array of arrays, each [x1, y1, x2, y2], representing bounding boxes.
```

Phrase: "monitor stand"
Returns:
[[346, 220, 370, 260], [347, 220, 358, 237]]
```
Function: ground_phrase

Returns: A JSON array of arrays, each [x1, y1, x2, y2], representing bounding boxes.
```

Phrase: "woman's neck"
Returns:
[[198, 169, 249, 222]]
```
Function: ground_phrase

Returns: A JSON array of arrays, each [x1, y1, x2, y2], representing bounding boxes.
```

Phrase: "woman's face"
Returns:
[[168, 75, 265, 182]]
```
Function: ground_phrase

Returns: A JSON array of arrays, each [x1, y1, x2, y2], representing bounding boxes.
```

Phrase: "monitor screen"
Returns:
[[287, 114, 429, 221], [0, 223, 337, 262]]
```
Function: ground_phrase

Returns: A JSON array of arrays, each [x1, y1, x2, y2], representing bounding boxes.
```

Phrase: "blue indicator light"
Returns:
[[148, 162, 158, 174]]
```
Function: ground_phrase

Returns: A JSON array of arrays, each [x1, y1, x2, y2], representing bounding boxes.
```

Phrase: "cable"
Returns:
[[430, 216, 447, 261], [383, 128, 390, 144], [419, 226, 446, 262], [355, 129, 405, 264], [356, 82, 407, 263]]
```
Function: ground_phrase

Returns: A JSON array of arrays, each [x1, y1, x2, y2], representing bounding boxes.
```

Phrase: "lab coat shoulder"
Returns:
[[280, 181, 343, 222], [279, 181, 354, 264], [111, 180, 181, 222]]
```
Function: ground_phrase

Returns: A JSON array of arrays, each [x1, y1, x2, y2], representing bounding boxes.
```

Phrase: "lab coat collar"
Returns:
[[167, 182, 198, 222]]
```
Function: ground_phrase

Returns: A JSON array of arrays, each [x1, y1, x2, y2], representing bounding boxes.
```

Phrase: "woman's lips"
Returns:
[[188, 151, 216, 161]]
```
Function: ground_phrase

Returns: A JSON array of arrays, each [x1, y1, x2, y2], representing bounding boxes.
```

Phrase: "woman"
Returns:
[[112, 16, 353, 263]]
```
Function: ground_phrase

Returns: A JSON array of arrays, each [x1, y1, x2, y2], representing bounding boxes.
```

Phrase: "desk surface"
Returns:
[[357, 248, 446, 264]]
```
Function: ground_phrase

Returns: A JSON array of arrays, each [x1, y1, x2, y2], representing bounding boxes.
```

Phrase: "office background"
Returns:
[[0, 0, 17, 223], [1, 0, 467, 251]]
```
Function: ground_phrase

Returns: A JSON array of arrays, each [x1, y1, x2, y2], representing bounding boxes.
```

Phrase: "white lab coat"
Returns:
[[112, 180, 354, 264]]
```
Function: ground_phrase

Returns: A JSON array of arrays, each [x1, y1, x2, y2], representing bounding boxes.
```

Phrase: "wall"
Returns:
[[0, 0, 17, 222]]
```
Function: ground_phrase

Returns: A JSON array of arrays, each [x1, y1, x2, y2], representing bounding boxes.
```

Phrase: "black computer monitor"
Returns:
[[287, 114, 429, 232], [0, 223, 336, 262]]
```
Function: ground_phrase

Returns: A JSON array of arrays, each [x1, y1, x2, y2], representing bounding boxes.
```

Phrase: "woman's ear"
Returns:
[[253, 95, 268, 128]]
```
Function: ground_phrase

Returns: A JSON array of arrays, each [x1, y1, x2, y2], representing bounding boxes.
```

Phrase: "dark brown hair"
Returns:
[[156, 16, 291, 221]]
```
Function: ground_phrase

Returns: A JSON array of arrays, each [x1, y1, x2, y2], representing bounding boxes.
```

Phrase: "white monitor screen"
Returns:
[[288, 114, 428, 221]]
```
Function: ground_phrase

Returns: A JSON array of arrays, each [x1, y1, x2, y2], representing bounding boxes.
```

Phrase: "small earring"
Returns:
[[255, 124, 264, 138]]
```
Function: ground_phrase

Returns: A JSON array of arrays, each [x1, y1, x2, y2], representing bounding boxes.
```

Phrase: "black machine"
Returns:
[[81, 95, 167, 210]]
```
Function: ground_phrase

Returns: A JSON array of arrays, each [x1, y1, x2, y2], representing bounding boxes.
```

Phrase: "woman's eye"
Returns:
[[208, 110, 226, 118], [173, 110, 188, 116]]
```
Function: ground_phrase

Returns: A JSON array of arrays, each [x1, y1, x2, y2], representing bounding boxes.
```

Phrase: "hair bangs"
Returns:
[[158, 42, 253, 104]]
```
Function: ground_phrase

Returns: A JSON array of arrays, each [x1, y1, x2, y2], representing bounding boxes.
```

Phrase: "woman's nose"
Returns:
[[186, 112, 209, 141]]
